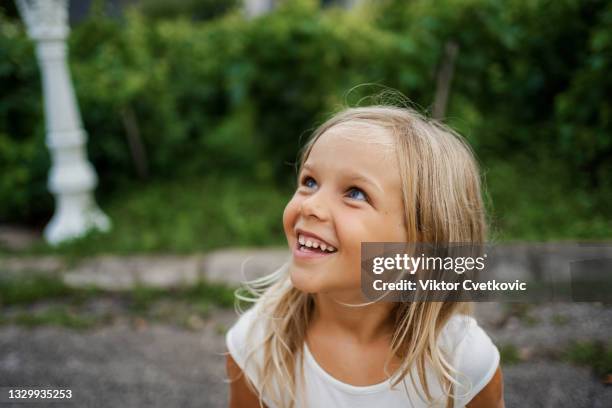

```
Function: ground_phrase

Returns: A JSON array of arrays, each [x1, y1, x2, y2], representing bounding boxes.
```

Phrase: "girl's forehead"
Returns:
[[306, 121, 399, 176], [304, 121, 404, 203], [321, 121, 396, 148]]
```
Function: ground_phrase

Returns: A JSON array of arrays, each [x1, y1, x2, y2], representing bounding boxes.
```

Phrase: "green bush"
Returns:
[[0, 16, 51, 222], [1, 0, 610, 241], [137, 0, 240, 22], [555, 2, 612, 190]]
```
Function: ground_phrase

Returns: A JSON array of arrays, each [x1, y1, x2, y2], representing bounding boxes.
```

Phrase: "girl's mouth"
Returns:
[[293, 238, 338, 260]]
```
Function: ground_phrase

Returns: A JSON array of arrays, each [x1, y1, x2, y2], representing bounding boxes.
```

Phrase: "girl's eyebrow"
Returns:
[[302, 163, 383, 195], [345, 173, 384, 195]]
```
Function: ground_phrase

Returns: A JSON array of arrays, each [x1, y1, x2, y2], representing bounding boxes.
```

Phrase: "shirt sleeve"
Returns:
[[225, 304, 266, 389], [451, 316, 500, 407], [226, 307, 252, 369]]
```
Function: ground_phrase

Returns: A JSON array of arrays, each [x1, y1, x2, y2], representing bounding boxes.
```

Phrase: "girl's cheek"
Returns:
[[282, 196, 300, 236]]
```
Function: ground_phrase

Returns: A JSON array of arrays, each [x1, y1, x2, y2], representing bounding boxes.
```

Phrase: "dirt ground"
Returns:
[[1, 302, 611, 407]]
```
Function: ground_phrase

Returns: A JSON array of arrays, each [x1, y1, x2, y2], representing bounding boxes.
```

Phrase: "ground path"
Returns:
[[1, 239, 611, 407], [1, 302, 611, 407]]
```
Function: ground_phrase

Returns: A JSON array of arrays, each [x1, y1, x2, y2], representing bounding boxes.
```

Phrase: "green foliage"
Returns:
[[0, 274, 104, 306], [0, 274, 235, 330], [485, 157, 612, 241], [10, 306, 101, 330], [551, 314, 569, 326], [0, 15, 50, 222], [498, 344, 520, 365], [1, 1, 610, 241], [127, 282, 234, 312], [44, 175, 288, 256], [555, 2, 612, 189], [0, 275, 75, 306], [137, 0, 240, 21], [376, 0, 612, 239], [564, 341, 612, 378], [0, 2, 433, 223]]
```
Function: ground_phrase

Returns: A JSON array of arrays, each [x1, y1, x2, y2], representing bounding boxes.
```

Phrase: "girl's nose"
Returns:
[[300, 193, 330, 221]]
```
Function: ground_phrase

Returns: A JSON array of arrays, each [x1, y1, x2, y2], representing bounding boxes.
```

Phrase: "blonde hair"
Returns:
[[236, 105, 486, 407]]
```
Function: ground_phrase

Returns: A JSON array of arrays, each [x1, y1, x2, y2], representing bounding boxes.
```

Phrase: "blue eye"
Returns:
[[300, 176, 368, 203], [302, 176, 317, 189], [347, 187, 368, 202]]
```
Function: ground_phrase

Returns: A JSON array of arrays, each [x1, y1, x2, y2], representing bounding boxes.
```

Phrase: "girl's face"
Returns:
[[283, 122, 408, 298]]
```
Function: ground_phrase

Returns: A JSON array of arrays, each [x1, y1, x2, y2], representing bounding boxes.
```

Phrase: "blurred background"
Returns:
[[0, 0, 611, 407]]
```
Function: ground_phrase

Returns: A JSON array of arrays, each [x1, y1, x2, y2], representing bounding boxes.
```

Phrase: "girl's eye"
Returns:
[[346, 187, 368, 202], [299, 177, 368, 203], [301, 176, 317, 189]]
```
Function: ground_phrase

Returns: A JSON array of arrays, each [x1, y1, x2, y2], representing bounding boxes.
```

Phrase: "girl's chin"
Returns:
[[289, 266, 360, 295], [289, 268, 322, 294]]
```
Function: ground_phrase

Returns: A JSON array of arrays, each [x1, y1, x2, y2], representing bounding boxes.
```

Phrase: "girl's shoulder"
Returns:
[[439, 313, 500, 405], [226, 299, 271, 391], [439, 312, 494, 349], [226, 301, 266, 368]]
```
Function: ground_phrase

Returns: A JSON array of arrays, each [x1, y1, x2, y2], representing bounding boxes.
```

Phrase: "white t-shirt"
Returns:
[[226, 303, 499, 408]]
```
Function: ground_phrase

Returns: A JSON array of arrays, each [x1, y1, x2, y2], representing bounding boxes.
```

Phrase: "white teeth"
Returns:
[[297, 233, 337, 252]]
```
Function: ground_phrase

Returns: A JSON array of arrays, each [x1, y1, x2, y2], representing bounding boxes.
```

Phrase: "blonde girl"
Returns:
[[225, 106, 504, 407]]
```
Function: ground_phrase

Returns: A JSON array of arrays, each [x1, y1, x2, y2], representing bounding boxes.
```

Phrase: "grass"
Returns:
[[503, 303, 539, 326], [127, 281, 235, 313], [497, 341, 612, 374], [3, 175, 290, 258], [498, 344, 521, 365], [0, 275, 237, 330], [563, 341, 612, 378], [0, 275, 236, 308], [484, 156, 612, 242], [551, 314, 569, 326], [0, 275, 95, 306], [10, 306, 104, 330]]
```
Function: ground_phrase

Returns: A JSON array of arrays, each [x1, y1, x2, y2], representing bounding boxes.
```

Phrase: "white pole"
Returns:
[[15, 0, 111, 245], [243, 0, 274, 18]]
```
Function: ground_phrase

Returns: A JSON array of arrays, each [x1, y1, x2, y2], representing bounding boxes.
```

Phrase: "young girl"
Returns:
[[225, 106, 503, 408]]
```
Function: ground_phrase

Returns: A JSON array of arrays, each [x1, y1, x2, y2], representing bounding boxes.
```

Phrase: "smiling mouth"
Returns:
[[294, 237, 338, 259], [297, 233, 337, 253]]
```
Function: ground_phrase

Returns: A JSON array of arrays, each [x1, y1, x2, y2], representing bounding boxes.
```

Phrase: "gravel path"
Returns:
[[0, 311, 235, 408], [1, 303, 611, 407]]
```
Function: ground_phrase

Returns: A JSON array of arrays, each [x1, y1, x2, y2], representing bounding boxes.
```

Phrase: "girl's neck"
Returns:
[[311, 291, 396, 344]]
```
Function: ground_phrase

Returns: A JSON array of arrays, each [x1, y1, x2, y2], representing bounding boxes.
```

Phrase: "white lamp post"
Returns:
[[244, 0, 274, 18], [15, 0, 111, 245]]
